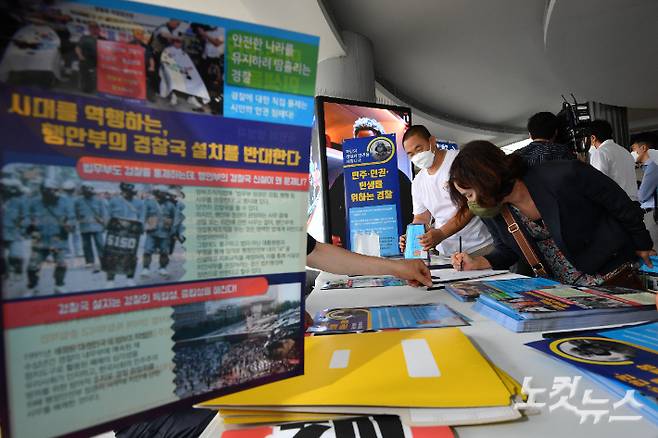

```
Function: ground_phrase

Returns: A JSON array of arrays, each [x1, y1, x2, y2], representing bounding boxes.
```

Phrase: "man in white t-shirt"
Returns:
[[399, 125, 494, 256], [588, 119, 638, 201]]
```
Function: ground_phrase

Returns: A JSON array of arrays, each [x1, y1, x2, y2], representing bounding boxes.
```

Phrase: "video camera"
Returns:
[[556, 94, 591, 154]]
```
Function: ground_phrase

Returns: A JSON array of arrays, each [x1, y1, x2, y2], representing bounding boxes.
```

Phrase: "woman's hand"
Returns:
[[451, 252, 491, 271]]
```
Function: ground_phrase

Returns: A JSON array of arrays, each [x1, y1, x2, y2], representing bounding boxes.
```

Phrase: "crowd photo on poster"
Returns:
[[171, 285, 301, 398], [0, 0, 225, 115]]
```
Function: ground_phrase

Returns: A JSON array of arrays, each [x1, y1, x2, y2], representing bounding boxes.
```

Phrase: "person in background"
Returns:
[[159, 33, 205, 109], [588, 119, 638, 201], [75, 182, 107, 271], [61, 179, 82, 258], [197, 25, 224, 115], [514, 111, 576, 166], [353, 117, 385, 138], [149, 18, 184, 61], [105, 182, 145, 288], [448, 141, 653, 287], [26, 180, 75, 295], [399, 125, 493, 256], [141, 185, 178, 278], [75, 21, 104, 93], [167, 188, 186, 255], [1, 178, 27, 282], [129, 28, 156, 101], [631, 137, 658, 250]]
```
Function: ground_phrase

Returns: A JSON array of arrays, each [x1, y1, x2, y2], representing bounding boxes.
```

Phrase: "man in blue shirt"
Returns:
[[631, 138, 658, 250]]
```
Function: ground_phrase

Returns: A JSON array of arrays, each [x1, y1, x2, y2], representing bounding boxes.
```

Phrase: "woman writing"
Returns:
[[448, 141, 653, 288]]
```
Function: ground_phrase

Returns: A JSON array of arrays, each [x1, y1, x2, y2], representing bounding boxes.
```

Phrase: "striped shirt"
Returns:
[[515, 141, 576, 167]]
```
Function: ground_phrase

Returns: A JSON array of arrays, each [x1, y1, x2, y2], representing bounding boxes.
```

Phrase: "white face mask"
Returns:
[[631, 151, 639, 162], [410, 144, 435, 169]]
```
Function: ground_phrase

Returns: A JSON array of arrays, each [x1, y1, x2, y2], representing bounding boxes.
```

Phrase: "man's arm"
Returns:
[[307, 241, 432, 287], [638, 163, 658, 204], [419, 208, 473, 250]]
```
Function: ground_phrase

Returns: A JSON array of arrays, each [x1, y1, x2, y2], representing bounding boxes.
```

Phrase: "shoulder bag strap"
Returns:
[[500, 205, 549, 277]]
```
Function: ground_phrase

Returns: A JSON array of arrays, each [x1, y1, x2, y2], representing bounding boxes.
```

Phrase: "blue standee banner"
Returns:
[[342, 134, 402, 256]]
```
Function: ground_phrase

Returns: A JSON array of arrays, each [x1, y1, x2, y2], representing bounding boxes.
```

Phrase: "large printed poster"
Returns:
[[0, 1, 318, 437]]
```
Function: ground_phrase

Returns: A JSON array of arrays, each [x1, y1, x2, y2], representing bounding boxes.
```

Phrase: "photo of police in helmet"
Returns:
[[1, 164, 187, 299]]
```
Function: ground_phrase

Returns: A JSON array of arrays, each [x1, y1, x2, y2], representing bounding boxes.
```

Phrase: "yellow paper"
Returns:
[[223, 412, 352, 424], [200, 328, 513, 409], [490, 364, 523, 398]]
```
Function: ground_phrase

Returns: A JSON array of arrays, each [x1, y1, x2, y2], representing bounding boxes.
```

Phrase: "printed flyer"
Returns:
[[308, 304, 469, 334], [527, 322, 658, 398], [0, 1, 318, 437]]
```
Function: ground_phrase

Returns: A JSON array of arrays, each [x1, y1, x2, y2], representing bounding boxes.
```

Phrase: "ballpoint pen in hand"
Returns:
[[459, 236, 463, 271]]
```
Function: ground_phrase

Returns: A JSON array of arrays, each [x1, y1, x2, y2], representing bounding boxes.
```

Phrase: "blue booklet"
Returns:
[[639, 255, 658, 274], [471, 278, 658, 332], [308, 303, 469, 334], [404, 223, 427, 259]]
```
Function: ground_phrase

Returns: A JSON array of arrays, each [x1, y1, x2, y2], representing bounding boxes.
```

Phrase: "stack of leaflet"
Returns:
[[469, 278, 658, 332], [197, 328, 524, 427], [320, 276, 408, 290], [445, 281, 501, 302], [307, 303, 469, 334], [526, 321, 658, 425]]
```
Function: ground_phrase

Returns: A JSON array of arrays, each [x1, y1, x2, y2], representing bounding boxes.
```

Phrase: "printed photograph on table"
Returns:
[[0, 1, 319, 437]]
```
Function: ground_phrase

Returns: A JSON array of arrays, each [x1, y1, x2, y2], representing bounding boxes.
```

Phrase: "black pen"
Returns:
[[459, 236, 463, 271]]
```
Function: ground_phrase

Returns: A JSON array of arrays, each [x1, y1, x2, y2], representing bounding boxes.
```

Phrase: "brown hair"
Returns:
[[448, 140, 526, 212]]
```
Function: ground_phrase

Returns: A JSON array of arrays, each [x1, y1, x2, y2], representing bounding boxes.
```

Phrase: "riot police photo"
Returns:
[[1, 164, 188, 299]]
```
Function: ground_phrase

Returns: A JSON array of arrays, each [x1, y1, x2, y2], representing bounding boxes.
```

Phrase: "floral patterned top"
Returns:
[[510, 206, 605, 286]]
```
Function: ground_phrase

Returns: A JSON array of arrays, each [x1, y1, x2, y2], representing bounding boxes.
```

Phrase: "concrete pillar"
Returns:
[[315, 31, 376, 102]]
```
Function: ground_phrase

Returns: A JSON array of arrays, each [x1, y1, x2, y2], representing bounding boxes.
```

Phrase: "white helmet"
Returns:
[[61, 180, 76, 191]]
